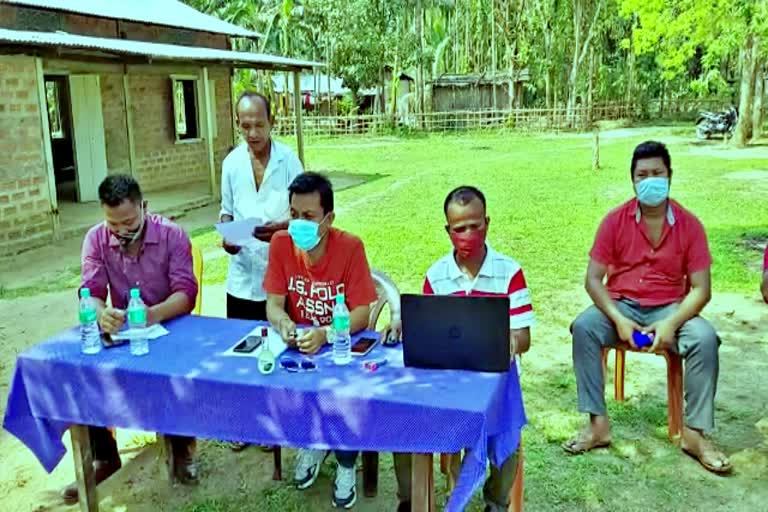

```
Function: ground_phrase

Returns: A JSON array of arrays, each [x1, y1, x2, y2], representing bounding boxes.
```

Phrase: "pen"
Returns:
[[363, 358, 388, 372]]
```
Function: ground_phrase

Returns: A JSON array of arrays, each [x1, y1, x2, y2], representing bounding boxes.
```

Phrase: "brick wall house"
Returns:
[[0, 0, 316, 256]]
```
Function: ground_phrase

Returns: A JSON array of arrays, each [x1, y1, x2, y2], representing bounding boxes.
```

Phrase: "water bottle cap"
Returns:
[[130, 288, 140, 298], [335, 293, 345, 305], [80, 288, 91, 298]]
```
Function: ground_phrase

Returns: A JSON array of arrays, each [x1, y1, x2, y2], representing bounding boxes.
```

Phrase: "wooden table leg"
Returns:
[[411, 453, 434, 512], [272, 447, 282, 481], [157, 434, 177, 484], [362, 451, 378, 497], [510, 442, 524, 512], [70, 425, 99, 512]]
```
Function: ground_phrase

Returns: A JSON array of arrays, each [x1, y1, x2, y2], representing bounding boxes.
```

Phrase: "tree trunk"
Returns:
[[313, 48, 319, 115], [587, 46, 595, 125], [566, 0, 582, 127], [390, 52, 400, 126], [491, 0, 497, 111], [753, 60, 765, 141], [566, 0, 604, 127], [326, 45, 333, 116], [626, 14, 636, 108], [733, 33, 759, 147], [592, 127, 600, 171]]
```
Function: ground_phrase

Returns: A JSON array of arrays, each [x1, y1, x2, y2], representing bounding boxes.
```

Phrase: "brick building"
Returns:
[[0, 0, 316, 256]]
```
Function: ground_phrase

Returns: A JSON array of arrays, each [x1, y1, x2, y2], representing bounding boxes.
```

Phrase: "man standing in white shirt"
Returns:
[[220, 91, 304, 322]]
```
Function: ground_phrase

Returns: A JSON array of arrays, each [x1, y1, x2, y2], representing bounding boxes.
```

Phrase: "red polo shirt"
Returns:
[[589, 199, 712, 307]]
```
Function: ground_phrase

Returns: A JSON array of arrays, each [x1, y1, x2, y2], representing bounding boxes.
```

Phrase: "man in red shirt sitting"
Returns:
[[563, 141, 731, 474], [263, 172, 378, 509]]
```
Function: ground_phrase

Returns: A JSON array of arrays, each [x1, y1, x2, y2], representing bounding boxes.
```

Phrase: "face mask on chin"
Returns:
[[114, 207, 145, 248]]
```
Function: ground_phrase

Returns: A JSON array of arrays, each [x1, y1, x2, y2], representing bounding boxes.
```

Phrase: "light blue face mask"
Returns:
[[288, 216, 327, 251], [636, 177, 670, 207]]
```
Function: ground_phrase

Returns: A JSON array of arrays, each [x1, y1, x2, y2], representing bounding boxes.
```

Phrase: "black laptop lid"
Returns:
[[401, 294, 510, 372]]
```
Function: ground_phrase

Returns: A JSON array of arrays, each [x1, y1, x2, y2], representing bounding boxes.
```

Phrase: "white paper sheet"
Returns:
[[112, 324, 170, 341], [215, 218, 263, 245], [221, 327, 288, 358]]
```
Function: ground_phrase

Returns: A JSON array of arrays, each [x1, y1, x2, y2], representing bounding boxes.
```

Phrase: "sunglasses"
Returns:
[[279, 358, 317, 372]]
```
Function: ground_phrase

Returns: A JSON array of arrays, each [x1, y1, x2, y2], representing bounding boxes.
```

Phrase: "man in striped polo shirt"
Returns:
[[394, 185, 534, 512]]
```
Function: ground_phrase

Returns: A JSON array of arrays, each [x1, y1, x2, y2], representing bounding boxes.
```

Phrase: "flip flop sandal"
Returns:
[[682, 446, 733, 475], [561, 436, 611, 454]]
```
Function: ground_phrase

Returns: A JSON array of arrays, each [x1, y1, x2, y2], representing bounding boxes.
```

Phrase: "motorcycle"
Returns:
[[695, 106, 738, 140]]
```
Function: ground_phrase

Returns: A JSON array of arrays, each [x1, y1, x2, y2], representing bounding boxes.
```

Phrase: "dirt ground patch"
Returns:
[[687, 143, 768, 160], [723, 170, 768, 181]]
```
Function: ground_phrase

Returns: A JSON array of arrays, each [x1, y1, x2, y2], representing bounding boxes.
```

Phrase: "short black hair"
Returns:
[[98, 174, 142, 207], [236, 90, 272, 120], [289, 172, 334, 214], [443, 185, 487, 216], [631, 141, 672, 178]]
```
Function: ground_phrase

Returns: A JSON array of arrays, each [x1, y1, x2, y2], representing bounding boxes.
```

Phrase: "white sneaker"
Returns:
[[332, 462, 357, 509], [294, 449, 328, 490]]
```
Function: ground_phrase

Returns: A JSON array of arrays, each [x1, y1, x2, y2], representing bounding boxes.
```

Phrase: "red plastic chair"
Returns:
[[600, 345, 683, 440]]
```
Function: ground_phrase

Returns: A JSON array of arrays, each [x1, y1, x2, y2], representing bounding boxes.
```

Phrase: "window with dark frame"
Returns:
[[172, 78, 199, 141]]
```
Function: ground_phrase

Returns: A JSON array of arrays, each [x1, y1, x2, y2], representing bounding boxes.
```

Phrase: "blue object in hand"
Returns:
[[632, 330, 654, 348]]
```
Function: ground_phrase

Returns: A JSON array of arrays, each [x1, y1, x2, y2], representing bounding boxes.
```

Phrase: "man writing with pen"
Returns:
[[263, 172, 378, 509]]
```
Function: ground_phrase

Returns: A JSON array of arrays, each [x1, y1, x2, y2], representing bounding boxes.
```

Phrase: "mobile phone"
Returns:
[[101, 332, 128, 349], [233, 335, 264, 353], [351, 337, 378, 357]]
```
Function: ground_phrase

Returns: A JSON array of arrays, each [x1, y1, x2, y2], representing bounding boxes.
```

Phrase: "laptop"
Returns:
[[401, 294, 511, 372]]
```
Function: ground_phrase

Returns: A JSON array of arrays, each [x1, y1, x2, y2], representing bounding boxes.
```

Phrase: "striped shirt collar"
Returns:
[[446, 243, 497, 281]]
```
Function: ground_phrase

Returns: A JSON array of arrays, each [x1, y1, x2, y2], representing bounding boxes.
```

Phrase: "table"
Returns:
[[4, 315, 526, 511]]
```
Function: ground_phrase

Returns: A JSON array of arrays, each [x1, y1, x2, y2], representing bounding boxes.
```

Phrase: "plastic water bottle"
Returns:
[[127, 288, 149, 356], [332, 293, 352, 365], [257, 327, 275, 374], [79, 288, 101, 354]]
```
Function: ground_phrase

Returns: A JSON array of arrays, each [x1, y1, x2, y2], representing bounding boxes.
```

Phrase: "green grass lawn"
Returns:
[[200, 130, 768, 300], [179, 129, 768, 511]]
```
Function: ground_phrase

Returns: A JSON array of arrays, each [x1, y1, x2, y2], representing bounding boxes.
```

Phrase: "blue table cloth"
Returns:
[[3, 315, 526, 510]]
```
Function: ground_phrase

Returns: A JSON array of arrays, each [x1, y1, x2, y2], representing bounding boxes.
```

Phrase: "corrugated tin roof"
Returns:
[[271, 73, 346, 95], [6, 0, 261, 38], [270, 73, 378, 96], [0, 28, 321, 70]]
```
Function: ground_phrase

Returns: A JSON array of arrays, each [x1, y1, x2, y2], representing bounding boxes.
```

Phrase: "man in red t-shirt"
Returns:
[[563, 141, 731, 474], [761, 246, 768, 303], [264, 172, 377, 509]]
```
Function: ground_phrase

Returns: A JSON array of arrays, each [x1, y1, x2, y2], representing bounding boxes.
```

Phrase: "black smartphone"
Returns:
[[351, 337, 378, 357], [101, 332, 128, 349], [233, 335, 264, 353]]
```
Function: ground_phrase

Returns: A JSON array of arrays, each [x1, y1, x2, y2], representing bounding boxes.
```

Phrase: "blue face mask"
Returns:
[[288, 216, 327, 251], [636, 177, 670, 207]]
